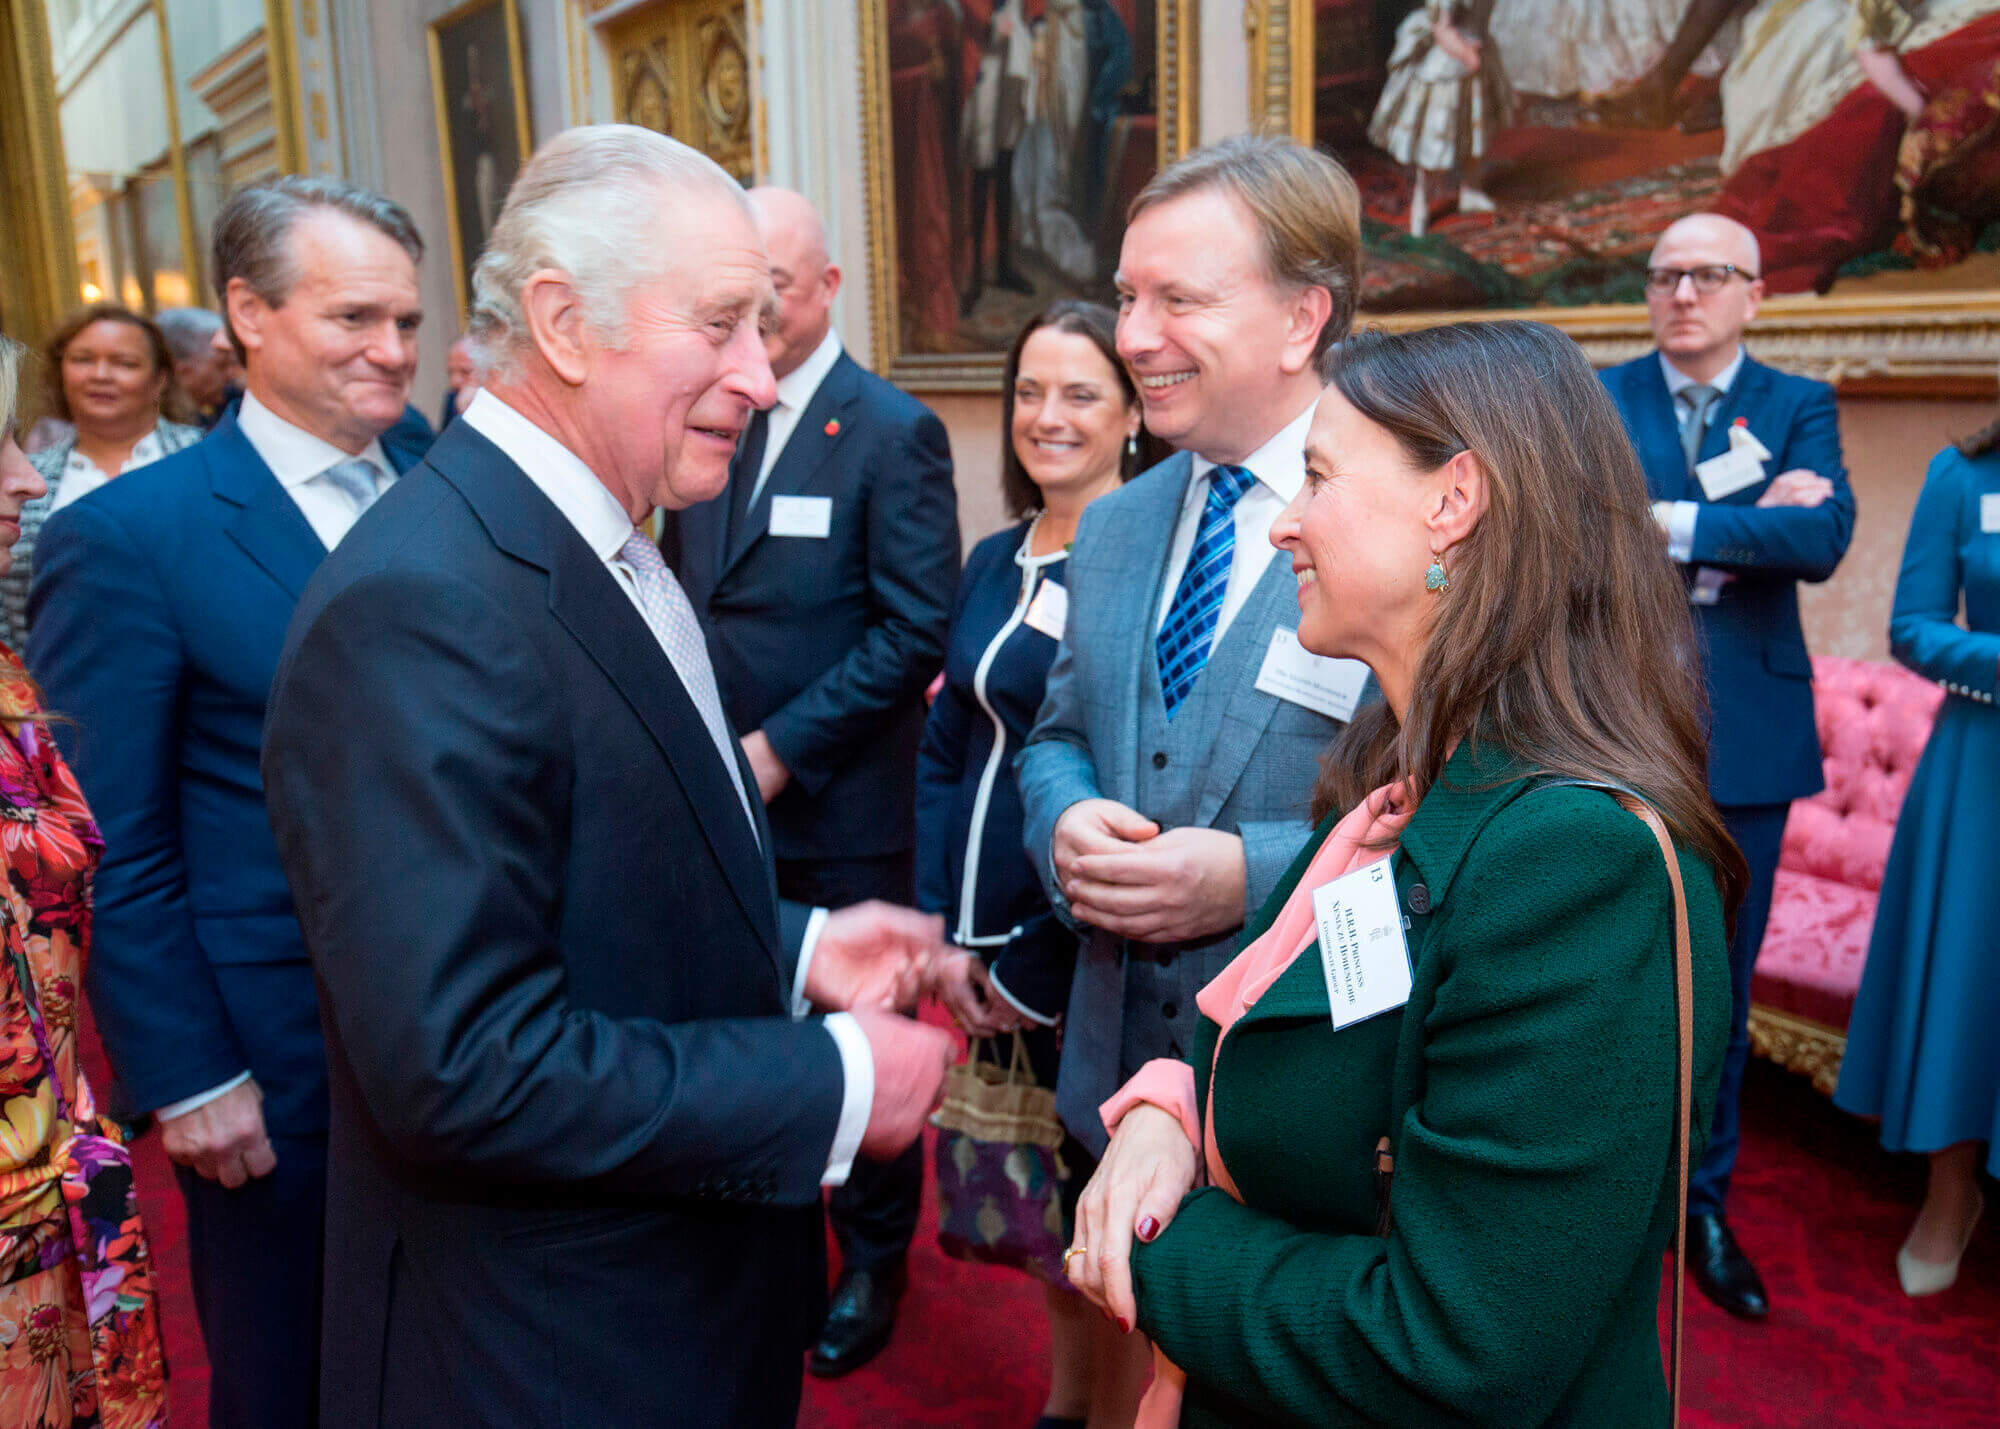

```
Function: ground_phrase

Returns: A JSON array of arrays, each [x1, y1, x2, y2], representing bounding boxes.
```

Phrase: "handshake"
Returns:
[[801, 901, 978, 1163]]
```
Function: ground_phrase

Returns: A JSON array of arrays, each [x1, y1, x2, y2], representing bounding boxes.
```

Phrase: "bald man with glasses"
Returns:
[[1602, 211, 1855, 1322]]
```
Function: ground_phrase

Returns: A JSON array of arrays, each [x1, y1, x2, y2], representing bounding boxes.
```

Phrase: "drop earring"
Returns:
[[1425, 550, 1449, 592], [1126, 432, 1139, 457]]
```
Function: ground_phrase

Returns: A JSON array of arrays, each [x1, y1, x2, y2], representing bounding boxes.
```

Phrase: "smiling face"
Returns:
[[581, 185, 778, 516], [1010, 326, 1138, 503], [1272, 387, 1454, 678], [1645, 215, 1762, 381], [1115, 186, 1322, 465], [0, 432, 48, 574], [62, 319, 167, 436], [229, 208, 422, 454]]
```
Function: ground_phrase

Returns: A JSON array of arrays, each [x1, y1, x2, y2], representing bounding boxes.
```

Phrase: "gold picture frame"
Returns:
[[1245, 0, 2000, 393], [860, 0, 1202, 390], [428, 0, 534, 325]]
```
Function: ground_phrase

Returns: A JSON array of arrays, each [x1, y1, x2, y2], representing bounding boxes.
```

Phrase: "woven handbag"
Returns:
[[932, 1032, 1073, 1283]]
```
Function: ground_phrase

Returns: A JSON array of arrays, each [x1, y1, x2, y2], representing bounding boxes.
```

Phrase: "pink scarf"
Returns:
[[1100, 782, 1416, 1428]]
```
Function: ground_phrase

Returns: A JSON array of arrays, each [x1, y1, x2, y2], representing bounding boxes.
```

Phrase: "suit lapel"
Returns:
[[209, 411, 328, 600], [1627, 359, 1691, 502], [1699, 356, 1772, 475], [1107, 453, 1196, 789], [716, 355, 861, 586], [1193, 557, 1295, 827], [433, 424, 784, 965]]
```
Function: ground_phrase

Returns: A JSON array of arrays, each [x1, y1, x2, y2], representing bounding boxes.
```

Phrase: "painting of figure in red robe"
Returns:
[[888, 0, 1161, 354], [1315, 0, 2000, 309]]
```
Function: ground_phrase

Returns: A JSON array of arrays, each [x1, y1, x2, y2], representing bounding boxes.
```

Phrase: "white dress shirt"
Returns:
[[462, 389, 872, 1186], [154, 394, 400, 1123], [1659, 346, 1747, 563], [749, 327, 845, 508], [50, 427, 166, 514], [237, 391, 395, 550], [1154, 398, 1316, 636]]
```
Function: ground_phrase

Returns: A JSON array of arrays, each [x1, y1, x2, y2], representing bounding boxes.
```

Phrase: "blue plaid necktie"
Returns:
[[1156, 464, 1257, 718]]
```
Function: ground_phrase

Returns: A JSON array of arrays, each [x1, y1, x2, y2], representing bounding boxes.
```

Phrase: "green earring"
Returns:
[[1425, 554, 1449, 592]]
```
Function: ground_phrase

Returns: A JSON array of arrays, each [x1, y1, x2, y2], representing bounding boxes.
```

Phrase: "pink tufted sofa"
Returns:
[[1748, 656, 1945, 1094]]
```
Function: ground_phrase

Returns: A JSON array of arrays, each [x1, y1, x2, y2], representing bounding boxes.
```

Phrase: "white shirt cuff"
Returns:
[[791, 906, 830, 1018], [156, 1070, 251, 1121], [819, 1012, 873, 1187], [1665, 501, 1700, 564]]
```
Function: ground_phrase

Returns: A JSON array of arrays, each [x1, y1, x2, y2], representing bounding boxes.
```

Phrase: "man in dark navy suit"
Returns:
[[663, 186, 960, 1376], [261, 127, 953, 1428], [30, 176, 434, 1427], [1603, 212, 1855, 1321]]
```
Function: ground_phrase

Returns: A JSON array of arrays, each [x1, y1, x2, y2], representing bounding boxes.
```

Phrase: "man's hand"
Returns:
[[741, 730, 791, 803], [160, 1079, 277, 1189], [806, 901, 945, 1013], [1051, 798, 1159, 895], [1756, 469, 1835, 509], [931, 950, 1027, 1036], [851, 1009, 955, 1161], [1065, 826, 1247, 944]]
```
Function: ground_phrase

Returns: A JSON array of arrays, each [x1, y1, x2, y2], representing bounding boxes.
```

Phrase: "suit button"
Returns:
[[1155, 951, 1175, 970], [1152, 751, 1169, 769], [1162, 1001, 1180, 1020], [1407, 883, 1431, 915]]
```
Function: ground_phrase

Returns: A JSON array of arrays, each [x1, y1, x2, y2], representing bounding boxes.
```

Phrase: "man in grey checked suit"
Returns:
[[1019, 136, 1370, 1155]]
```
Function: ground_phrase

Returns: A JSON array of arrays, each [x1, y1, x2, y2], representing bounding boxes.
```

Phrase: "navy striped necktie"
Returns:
[[1156, 464, 1256, 718]]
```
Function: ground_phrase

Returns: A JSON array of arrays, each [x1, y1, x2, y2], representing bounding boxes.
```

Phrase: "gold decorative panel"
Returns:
[[605, 1, 753, 184]]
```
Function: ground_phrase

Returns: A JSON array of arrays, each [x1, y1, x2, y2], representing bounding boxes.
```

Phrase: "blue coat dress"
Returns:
[[1835, 444, 2000, 1177]]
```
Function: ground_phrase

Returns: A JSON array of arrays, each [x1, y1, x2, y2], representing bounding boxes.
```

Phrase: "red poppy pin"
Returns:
[[824, 419, 842, 438]]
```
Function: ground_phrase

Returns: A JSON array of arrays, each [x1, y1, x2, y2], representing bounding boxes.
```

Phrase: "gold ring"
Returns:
[[1062, 1245, 1086, 1271]]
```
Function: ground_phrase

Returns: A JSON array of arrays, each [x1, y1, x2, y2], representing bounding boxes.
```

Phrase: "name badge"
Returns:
[[1023, 580, 1068, 640], [1982, 493, 2000, 534], [768, 495, 832, 539], [1694, 447, 1765, 502], [1311, 860, 1413, 1030], [1254, 628, 1370, 723]]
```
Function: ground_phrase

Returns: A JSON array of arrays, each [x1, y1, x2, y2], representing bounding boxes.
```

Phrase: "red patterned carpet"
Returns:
[[101, 1025, 1995, 1426]]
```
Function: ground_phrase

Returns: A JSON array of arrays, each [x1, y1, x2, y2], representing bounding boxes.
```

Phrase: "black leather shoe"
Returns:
[[1687, 1212, 1770, 1319], [808, 1261, 907, 1377]]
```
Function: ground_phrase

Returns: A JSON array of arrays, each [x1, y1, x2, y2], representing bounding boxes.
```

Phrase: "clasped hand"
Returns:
[[804, 901, 945, 1013], [1053, 799, 1247, 944]]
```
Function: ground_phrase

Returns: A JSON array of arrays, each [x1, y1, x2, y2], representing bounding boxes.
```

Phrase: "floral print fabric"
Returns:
[[0, 652, 165, 1427]]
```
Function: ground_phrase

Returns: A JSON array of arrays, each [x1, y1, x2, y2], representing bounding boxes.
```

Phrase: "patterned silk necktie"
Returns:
[[1678, 384, 1720, 476], [320, 457, 384, 518], [1156, 464, 1257, 719], [617, 530, 758, 839]]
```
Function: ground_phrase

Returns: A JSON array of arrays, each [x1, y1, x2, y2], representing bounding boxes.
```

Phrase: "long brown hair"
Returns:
[[1313, 322, 1747, 923], [999, 301, 1165, 518], [42, 302, 196, 426]]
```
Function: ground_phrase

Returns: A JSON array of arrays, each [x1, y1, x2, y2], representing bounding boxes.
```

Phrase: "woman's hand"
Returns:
[[1431, 18, 1482, 72], [932, 950, 1025, 1035], [1068, 1103, 1199, 1331]]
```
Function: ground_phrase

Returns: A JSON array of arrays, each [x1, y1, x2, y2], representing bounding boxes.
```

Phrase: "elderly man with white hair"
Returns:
[[1601, 211, 1855, 1322], [261, 125, 955, 1427]]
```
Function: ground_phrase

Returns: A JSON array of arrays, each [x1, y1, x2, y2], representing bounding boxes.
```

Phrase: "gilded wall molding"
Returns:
[[1244, 0, 1307, 138], [1747, 1004, 1846, 1098], [0, 0, 79, 341], [856, 0, 896, 378], [263, 0, 307, 172]]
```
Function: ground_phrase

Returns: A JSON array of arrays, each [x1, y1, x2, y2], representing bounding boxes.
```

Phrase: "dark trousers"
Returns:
[[777, 850, 922, 1273], [174, 1130, 326, 1429], [1689, 801, 1790, 1218]]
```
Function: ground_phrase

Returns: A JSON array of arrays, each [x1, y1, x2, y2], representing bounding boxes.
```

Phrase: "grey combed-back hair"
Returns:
[[155, 306, 226, 361], [211, 175, 424, 361], [468, 124, 750, 380], [0, 336, 22, 437]]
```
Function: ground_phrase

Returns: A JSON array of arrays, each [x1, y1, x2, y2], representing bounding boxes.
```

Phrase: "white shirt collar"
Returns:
[[237, 390, 392, 488], [1659, 346, 1746, 399], [459, 388, 637, 561], [1186, 398, 1316, 507], [772, 327, 844, 414], [64, 425, 165, 479]]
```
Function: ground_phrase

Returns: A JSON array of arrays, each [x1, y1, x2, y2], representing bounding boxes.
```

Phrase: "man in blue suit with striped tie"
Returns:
[[1602, 212, 1855, 1321]]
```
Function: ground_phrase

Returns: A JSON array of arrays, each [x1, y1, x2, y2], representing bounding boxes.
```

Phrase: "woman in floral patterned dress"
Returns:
[[0, 337, 167, 1428]]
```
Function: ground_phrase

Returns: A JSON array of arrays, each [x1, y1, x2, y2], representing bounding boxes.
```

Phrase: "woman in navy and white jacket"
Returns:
[[915, 300, 1162, 1429]]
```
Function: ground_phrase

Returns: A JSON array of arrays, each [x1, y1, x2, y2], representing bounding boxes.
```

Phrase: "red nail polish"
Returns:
[[1117, 1317, 1131, 1335], [1137, 1215, 1159, 1242]]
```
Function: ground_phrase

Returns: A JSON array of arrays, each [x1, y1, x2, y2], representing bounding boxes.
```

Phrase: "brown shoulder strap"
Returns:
[[1613, 794, 1694, 1429]]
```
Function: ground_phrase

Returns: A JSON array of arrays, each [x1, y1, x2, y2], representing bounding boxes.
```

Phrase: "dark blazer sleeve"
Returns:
[[1132, 797, 1723, 1426], [1686, 380, 1854, 581], [913, 634, 976, 920], [760, 406, 959, 796], [30, 500, 251, 1112], [263, 568, 845, 1205], [1889, 447, 2000, 699]]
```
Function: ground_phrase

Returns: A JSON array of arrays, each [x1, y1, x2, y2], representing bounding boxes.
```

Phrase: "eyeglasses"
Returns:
[[1644, 264, 1758, 295]]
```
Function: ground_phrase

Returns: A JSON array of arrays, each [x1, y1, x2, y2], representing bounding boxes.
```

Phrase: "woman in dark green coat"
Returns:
[[1062, 321, 1744, 1427]]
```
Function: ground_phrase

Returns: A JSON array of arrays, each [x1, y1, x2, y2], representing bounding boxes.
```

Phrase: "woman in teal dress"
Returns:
[[1060, 321, 1740, 1427], [1834, 408, 2000, 1298]]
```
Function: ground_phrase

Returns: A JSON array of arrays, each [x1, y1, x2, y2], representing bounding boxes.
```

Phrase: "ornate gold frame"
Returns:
[[860, 0, 1202, 389], [1748, 1004, 1845, 1098], [0, 0, 77, 343], [1246, 0, 2000, 391], [428, 0, 536, 324]]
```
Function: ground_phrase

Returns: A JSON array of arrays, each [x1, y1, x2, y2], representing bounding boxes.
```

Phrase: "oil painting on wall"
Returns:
[[1307, 0, 2000, 314]]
